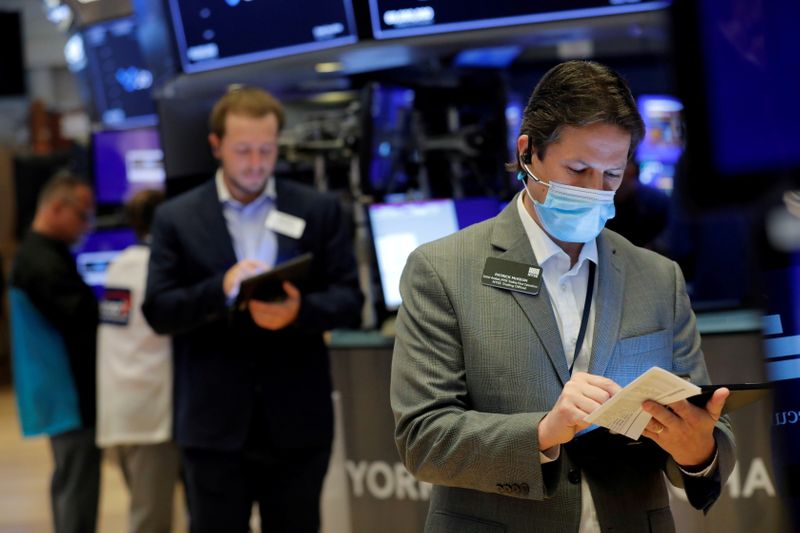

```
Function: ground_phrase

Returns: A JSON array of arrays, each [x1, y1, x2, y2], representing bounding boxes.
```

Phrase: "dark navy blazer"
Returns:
[[143, 178, 363, 450]]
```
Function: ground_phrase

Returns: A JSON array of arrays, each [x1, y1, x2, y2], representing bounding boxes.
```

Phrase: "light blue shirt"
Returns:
[[215, 169, 278, 268]]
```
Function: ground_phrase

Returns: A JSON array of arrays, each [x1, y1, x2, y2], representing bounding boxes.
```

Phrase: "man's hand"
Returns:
[[538, 372, 621, 451], [641, 387, 729, 468], [223, 259, 269, 299], [248, 281, 301, 330]]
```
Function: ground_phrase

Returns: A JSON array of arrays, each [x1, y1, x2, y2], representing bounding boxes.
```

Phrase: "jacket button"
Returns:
[[568, 468, 581, 484], [503, 483, 512, 493], [496, 483, 505, 493], [511, 483, 520, 493], [520, 483, 530, 495]]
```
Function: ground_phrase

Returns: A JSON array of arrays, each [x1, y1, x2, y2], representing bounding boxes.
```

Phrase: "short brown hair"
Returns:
[[126, 189, 165, 240], [37, 172, 91, 209], [208, 86, 285, 138], [507, 60, 644, 173]]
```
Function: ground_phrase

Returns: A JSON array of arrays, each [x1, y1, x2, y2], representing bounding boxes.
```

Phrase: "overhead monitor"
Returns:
[[92, 126, 165, 205], [368, 0, 670, 40], [636, 95, 684, 193], [166, 0, 358, 73], [0, 11, 25, 96], [368, 197, 500, 310], [671, 0, 800, 206], [65, 16, 157, 128]]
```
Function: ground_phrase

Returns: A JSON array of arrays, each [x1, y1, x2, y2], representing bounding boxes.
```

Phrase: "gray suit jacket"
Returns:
[[390, 197, 735, 533]]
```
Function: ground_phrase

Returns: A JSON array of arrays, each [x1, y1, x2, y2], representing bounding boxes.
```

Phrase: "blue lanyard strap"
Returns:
[[568, 261, 596, 375]]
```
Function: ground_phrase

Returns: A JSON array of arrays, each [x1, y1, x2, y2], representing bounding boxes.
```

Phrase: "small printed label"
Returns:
[[266, 210, 306, 239], [99, 288, 132, 326], [481, 257, 542, 296]]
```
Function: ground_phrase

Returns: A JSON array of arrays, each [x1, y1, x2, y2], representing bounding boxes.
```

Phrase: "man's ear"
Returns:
[[208, 133, 221, 159]]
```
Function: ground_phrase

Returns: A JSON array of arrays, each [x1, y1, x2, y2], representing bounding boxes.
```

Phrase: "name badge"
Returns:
[[481, 257, 542, 296], [99, 288, 132, 326], [266, 210, 306, 239]]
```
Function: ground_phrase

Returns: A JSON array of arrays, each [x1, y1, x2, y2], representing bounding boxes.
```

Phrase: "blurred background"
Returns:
[[0, 0, 798, 531]]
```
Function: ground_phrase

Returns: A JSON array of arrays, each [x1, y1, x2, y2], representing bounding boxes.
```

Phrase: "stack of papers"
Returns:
[[583, 367, 701, 439]]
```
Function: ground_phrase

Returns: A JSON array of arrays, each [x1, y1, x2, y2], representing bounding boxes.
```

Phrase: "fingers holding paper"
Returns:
[[641, 387, 730, 468], [538, 372, 621, 451]]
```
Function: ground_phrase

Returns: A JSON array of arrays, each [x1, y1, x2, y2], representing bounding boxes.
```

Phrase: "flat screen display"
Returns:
[[368, 0, 669, 39], [0, 11, 25, 96], [67, 17, 157, 128], [636, 95, 684, 193], [167, 0, 357, 73], [369, 197, 500, 309], [92, 127, 165, 205], [697, 0, 800, 176], [74, 227, 138, 298]]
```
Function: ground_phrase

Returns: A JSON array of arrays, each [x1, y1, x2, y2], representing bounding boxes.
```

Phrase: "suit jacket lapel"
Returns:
[[200, 180, 238, 268], [587, 231, 625, 377], [491, 197, 571, 386], [274, 179, 302, 263]]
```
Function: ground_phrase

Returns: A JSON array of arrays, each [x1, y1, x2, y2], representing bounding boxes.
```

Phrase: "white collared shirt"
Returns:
[[215, 169, 278, 267], [516, 192, 601, 532]]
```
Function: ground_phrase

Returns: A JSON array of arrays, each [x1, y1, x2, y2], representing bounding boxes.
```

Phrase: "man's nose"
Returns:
[[250, 151, 265, 168]]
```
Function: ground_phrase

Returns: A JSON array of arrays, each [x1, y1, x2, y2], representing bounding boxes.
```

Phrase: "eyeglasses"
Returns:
[[65, 200, 95, 224]]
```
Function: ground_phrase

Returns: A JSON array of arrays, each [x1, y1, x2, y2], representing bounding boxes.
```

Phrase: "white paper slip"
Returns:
[[583, 366, 701, 440]]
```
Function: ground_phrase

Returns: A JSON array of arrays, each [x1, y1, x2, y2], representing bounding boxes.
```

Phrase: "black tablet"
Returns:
[[687, 383, 772, 414], [234, 253, 313, 311]]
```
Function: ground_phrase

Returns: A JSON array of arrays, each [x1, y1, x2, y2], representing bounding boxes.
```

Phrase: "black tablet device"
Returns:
[[687, 383, 772, 414], [234, 253, 313, 311]]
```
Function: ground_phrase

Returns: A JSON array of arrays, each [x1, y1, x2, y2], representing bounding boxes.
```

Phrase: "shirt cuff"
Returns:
[[678, 447, 719, 477], [539, 444, 561, 464]]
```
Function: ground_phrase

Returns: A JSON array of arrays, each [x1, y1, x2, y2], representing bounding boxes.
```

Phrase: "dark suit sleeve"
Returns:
[[142, 206, 229, 335], [293, 194, 363, 332]]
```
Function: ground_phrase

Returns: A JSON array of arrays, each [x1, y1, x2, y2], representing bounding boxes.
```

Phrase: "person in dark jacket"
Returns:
[[11, 173, 101, 533]]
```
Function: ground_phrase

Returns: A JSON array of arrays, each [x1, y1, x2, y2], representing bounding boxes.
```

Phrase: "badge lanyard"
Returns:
[[568, 261, 596, 375]]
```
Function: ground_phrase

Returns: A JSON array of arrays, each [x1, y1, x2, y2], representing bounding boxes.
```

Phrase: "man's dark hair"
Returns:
[[126, 189, 165, 241], [507, 60, 645, 173], [37, 172, 91, 209]]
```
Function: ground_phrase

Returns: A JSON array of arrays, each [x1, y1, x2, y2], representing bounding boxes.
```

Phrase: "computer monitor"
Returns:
[[166, 0, 357, 73], [368, 197, 500, 310], [92, 127, 165, 206], [368, 0, 669, 39], [66, 16, 157, 128], [73, 227, 139, 298], [636, 95, 684, 193]]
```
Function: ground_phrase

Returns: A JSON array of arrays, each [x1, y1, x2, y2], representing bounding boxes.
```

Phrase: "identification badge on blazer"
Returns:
[[481, 257, 542, 296], [99, 288, 132, 326], [265, 210, 306, 239]]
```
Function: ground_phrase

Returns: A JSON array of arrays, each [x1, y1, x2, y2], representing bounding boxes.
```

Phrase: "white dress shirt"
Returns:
[[215, 169, 278, 267], [516, 193, 602, 532]]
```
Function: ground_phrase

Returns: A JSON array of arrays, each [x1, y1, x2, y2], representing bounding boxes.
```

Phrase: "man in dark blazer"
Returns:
[[143, 87, 362, 533], [390, 61, 735, 532]]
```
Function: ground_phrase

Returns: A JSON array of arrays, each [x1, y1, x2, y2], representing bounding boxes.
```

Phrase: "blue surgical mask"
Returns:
[[517, 163, 615, 243]]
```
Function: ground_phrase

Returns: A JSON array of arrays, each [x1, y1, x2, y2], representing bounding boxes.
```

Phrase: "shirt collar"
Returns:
[[215, 168, 276, 206], [515, 191, 598, 270]]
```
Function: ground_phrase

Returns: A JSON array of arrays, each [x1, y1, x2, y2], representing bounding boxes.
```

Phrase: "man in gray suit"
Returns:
[[390, 60, 735, 532]]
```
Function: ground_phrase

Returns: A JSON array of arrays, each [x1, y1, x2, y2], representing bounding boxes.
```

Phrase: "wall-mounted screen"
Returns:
[[368, 197, 500, 310], [0, 11, 25, 96], [167, 0, 357, 73], [92, 126, 165, 205], [368, 0, 669, 40], [636, 94, 683, 193], [66, 16, 157, 128]]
